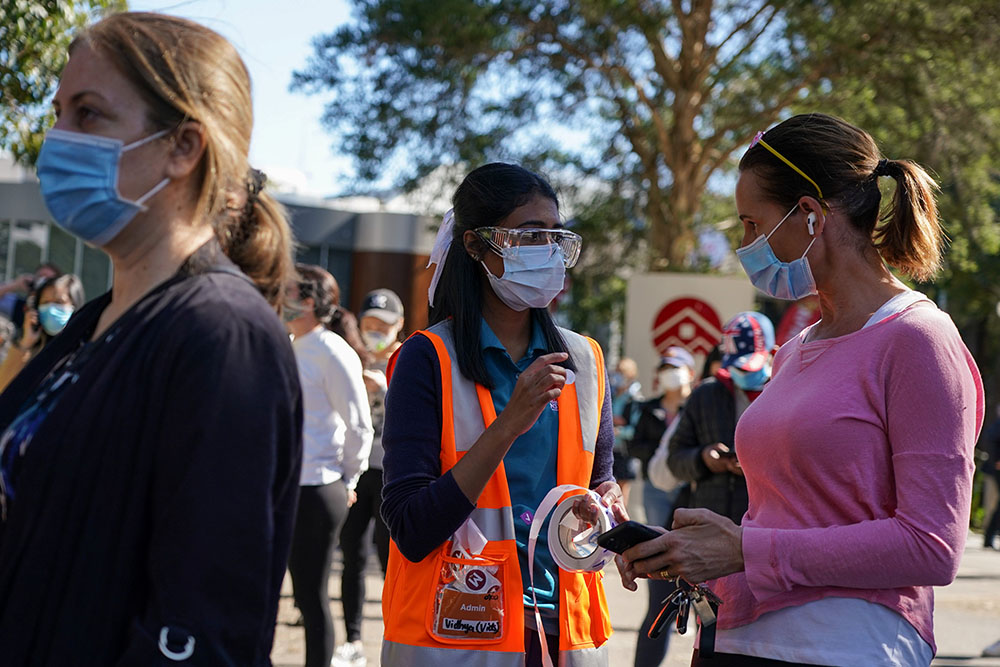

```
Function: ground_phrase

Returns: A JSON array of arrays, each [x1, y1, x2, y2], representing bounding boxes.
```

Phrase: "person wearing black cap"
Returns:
[[334, 288, 405, 667]]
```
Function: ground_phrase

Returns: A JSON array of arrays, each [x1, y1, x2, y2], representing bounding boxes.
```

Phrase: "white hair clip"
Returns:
[[427, 208, 455, 308]]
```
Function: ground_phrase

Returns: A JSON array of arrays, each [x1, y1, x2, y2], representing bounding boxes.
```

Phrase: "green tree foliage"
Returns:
[[296, 0, 1000, 387], [293, 1, 998, 268], [1, 0, 125, 165], [810, 1, 1000, 396]]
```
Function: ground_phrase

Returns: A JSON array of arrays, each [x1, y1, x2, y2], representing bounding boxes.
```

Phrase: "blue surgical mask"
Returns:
[[37, 303, 75, 336], [729, 365, 771, 391], [735, 206, 818, 301], [482, 245, 566, 311], [282, 300, 308, 323], [36, 128, 171, 246]]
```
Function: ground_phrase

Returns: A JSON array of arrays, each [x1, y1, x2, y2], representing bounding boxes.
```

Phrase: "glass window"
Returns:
[[80, 244, 111, 301], [11, 221, 48, 278], [296, 245, 322, 267], [0, 220, 9, 281], [48, 225, 78, 278], [326, 249, 352, 306]]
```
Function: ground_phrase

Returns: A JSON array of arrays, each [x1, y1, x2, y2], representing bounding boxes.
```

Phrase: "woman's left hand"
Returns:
[[593, 480, 629, 524], [573, 481, 634, 590], [621, 508, 744, 584]]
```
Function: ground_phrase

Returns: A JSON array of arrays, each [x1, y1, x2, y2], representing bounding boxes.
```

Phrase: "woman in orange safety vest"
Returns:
[[379, 163, 627, 666]]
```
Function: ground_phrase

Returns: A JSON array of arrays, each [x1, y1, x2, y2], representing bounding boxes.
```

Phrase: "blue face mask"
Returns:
[[735, 205, 818, 301], [36, 128, 171, 246], [728, 365, 771, 392], [37, 303, 75, 336]]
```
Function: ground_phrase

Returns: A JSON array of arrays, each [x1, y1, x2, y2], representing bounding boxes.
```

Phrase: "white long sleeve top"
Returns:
[[291, 327, 373, 488]]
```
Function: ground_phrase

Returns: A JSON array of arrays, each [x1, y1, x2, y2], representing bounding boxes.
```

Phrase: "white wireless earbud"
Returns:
[[806, 212, 817, 236]]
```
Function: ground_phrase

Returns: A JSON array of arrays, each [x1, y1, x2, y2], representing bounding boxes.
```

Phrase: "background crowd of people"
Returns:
[[0, 9, 996, 667]]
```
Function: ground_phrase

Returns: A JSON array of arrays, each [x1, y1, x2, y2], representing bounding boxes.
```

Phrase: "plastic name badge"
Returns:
[[429, 549, 507, 644]]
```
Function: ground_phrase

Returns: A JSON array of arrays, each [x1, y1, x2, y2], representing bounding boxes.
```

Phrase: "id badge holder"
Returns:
[[427, 546, 508, 644]]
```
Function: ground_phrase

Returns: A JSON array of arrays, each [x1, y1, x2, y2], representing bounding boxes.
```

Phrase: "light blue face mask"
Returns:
[[36, 128, 171, 246], [728, 365, 771, 392], [735, 205, 818, 301], [37, 303, 75, 336]]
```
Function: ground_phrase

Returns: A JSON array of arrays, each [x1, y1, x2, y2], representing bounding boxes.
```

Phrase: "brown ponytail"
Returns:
[[873, 159, 944, 283], [740, 113, 946, 282], [219, 180, 294, 307], [75, 12, 295, 306]]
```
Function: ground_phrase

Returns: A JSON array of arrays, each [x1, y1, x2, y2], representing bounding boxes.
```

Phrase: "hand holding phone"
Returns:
[[596, 520, 662, 554]]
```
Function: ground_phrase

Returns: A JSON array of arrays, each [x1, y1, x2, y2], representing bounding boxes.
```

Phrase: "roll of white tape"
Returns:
[[546, 493, 614, 572], [527, 484, 616, 667], [528, 484, 615, 575]]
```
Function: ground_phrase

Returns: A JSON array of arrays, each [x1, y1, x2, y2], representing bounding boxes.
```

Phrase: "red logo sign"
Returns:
[[651, 297, 723, 357]]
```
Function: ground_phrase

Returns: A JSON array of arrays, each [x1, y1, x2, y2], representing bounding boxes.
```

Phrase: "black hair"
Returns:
[[328, 306, 373, 369], [294, 263, 338, 324], [700, 345, 723, 381], [430, 163, 575, 389]]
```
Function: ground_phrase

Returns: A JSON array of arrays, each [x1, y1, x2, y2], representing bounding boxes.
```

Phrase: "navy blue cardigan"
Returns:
[[0, 243, 302, 666]]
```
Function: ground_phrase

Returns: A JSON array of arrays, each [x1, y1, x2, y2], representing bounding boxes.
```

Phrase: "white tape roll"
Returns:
[[528, 484, 615, 575], [527, 484, 616, 667], [546, 493, 614, 572]]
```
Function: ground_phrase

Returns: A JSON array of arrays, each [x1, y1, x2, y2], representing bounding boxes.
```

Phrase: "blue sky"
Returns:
[[129, 0, 354, 196]]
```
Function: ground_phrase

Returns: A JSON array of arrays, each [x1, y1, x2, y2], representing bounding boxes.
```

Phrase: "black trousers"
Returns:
[[288, 480, 348, 667], [339, 468, 390, 642], [524, 627, 560, 666]]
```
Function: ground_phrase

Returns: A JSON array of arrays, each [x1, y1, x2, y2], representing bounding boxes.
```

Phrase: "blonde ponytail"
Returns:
[[873, 159, 944, 282]]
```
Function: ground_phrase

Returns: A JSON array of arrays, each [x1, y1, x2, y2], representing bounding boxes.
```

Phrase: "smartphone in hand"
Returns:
[[596, 520, 662, 554]]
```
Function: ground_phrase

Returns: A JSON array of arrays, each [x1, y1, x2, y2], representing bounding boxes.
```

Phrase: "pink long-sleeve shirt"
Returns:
[[711, 302, 984, 652]]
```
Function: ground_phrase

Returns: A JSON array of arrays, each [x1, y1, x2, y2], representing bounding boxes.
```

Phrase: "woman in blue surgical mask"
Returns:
[[620, 114, 983, 667], [0, 12, 301, 664], [0, 274, 84, 392], [379, 163, 627, 666]]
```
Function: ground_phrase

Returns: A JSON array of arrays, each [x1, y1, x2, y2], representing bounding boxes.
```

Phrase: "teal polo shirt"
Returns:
[[479, 317, 561, 635]]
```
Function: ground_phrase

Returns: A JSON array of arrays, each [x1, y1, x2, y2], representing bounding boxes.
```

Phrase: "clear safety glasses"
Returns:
[[476, 227, 583, 268]]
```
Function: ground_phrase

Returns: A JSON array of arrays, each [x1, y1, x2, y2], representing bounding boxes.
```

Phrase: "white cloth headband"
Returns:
[[426, 208, 456, 308]]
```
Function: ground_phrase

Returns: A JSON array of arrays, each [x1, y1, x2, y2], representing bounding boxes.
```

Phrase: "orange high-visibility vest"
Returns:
[[381, 320, 612, 666]]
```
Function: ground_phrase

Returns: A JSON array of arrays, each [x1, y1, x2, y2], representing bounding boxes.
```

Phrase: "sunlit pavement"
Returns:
[[272, 482, 1000, 666]]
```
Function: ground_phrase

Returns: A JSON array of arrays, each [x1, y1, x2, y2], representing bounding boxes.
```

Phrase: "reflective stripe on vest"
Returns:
[[471, 506, 517, 542], [382, 638, 610, 667]]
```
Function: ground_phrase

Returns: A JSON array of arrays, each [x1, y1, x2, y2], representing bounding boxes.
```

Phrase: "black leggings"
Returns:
[[288, 480, 348, 667], [339, 468, 390, 642]]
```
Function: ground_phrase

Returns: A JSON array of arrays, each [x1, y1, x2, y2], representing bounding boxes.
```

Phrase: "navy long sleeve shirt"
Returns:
[[380, 330, 615, 566]]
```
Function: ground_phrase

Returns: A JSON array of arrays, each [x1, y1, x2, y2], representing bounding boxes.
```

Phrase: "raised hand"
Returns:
[[494, 352, 568, 439]]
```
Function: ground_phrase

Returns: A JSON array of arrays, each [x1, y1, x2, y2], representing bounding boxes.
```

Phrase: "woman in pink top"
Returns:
[[621, 114, 984, 666]]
